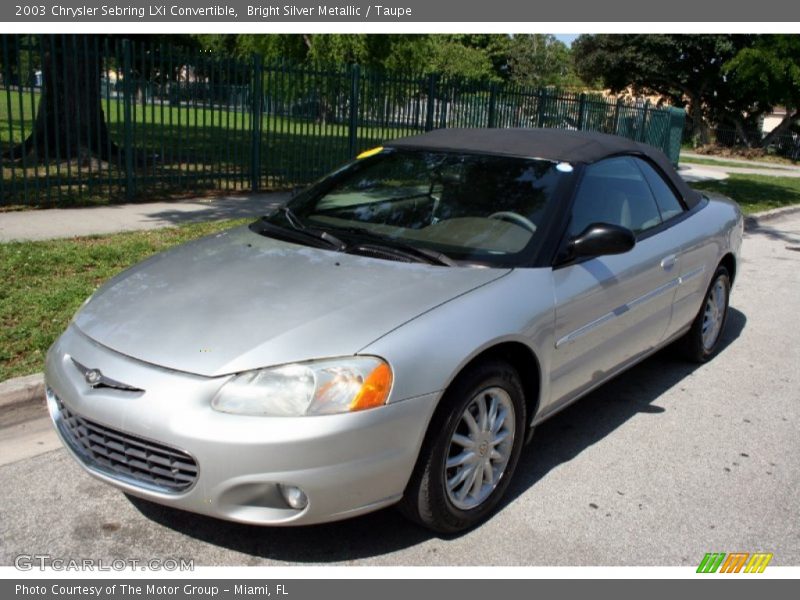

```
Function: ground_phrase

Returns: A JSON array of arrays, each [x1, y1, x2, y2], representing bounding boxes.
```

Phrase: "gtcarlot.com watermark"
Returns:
[[14, 554, 194, 571]]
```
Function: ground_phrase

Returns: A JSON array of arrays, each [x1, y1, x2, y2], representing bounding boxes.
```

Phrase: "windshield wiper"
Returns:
[[280, 206, 306, 230], [259, 211, 453, 265], [327, 225, 456, 267], [257, 209, 347, 251]]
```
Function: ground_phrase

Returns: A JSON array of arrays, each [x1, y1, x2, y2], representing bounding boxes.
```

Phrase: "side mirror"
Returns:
[[567, 223, 636, 260]]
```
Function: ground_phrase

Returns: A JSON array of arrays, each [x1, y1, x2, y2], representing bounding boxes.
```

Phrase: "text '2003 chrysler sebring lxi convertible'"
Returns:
[[45, 129, 743, 533]]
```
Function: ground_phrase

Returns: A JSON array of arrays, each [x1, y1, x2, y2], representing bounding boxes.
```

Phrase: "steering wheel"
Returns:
[[488, 211, 537, 233]]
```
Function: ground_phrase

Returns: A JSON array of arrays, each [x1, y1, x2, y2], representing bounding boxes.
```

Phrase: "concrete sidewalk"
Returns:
[[681, 151, 800, 172], [678, 153, 800, 182], [678, 163, 800, 182], [0, 192, 289, 243], [677, 164, 730, 183], [678, 152, 800, 183]]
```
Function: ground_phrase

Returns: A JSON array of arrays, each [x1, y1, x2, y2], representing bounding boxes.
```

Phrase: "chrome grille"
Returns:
[[52, 395, 197, 493]]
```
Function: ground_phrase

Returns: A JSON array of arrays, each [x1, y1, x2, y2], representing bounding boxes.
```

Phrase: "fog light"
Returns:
[[278, 484, 308, 510]]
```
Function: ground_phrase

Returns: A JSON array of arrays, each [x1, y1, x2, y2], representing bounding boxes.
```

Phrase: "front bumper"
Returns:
[[45, 326, 438, 525]]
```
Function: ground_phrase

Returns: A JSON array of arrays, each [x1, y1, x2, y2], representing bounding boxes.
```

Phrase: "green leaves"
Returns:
[[724, 35, 800, 111], [572, 34, 800, 146], [507, 35, 581, 88], [190, 34, 580, 85]]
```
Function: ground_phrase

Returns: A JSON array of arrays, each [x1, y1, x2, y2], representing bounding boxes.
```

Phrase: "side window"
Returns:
[[635, 159, 686, 222], [568, 157, 663, 237]]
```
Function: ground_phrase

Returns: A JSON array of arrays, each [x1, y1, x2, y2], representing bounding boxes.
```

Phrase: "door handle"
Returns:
[[660, 255, 677, 270]]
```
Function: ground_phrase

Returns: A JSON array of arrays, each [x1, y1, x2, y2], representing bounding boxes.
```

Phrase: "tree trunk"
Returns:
[[3, 35, 122, 163], [732, 118, 754, 149], [684, 94, 711, 145]]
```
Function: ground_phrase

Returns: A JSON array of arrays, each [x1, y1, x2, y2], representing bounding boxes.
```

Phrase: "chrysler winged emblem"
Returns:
[[85, 368, 103, 387], [71, 358, 144, 392]]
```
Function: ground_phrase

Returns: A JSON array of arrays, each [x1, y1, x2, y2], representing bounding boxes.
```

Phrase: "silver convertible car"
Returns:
[[45, 129, 743, 533]]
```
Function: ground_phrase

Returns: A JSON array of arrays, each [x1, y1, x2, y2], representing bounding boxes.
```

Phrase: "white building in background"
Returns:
[[762, 106, 789, 133]]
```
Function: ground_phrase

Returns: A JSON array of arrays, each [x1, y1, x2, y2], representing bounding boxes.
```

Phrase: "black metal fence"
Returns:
[[684, 117, 800, 160], [713, 127, 800, 160], [1, 35, 686, 208]]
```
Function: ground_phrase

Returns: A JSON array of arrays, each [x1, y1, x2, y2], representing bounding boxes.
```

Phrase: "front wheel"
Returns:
[[680, 265, 731, 362], [399, 360, 526, 533]]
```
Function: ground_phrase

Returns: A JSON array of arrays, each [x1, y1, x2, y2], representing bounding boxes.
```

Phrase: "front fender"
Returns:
[[360, 268, 555, 417]]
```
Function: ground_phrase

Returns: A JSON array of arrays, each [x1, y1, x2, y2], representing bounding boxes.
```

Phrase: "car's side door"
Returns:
[[635, 158, 716, 340], [547, 156, 682, 411]]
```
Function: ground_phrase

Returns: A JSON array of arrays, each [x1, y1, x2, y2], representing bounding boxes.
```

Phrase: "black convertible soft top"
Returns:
[[387, 128, 701, 208]]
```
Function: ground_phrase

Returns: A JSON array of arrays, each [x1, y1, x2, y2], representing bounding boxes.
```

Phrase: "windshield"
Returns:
[[262, 148, 569, 267]]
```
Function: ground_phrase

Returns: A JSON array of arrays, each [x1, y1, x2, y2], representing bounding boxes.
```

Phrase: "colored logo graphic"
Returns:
[[697, 552, 773, 573]]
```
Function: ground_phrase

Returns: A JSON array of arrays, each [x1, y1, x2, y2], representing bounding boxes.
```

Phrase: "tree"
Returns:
[[572, 34, 754, 144], [195, 34, 383, 68], [417, 37, 498, 80], [2, 34, 200, 164], [436, 34, 513, 78], [724, 35, 800, 147], [193, 34, 505, 81], [2, 35, 120, 162], [507, 35, 581, 88]]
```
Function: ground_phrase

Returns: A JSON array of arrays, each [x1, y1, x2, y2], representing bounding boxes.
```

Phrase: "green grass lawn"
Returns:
[[0, 88, 417, 208], [691, 174, 800, 214], [0, 89, 394, 147], [0, 218, 249, 381]]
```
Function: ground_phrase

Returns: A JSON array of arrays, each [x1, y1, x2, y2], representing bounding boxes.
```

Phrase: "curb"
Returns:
[[0, 373, 45, 411], [744, 205, 800, 231], [1, 205, 798, 414]]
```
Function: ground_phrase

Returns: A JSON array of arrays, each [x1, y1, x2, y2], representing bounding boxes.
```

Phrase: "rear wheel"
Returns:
[[680, 266, 731, 362], [400, 360, 526, 533]]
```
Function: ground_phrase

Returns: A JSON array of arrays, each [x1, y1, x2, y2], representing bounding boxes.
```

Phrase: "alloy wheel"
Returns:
[[444, 387, 516, 511]]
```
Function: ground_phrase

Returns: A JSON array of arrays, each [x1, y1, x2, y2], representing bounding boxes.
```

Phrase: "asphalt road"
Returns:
[[1, 213, 799, 567]]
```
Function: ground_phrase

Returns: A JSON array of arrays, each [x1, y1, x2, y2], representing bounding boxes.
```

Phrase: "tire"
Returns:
[[680, 266, 731, 363], [399, 360, 526, 533]]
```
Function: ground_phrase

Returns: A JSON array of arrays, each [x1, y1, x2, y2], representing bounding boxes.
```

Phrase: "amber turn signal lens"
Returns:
[[356, 146, 383, 160], [349, 363, 393, 411]]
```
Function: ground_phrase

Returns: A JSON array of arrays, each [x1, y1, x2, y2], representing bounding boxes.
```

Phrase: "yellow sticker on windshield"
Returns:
[[357, 146, 384, 159]]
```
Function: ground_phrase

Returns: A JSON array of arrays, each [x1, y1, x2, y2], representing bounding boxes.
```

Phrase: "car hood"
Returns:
[[73, 225, 509, 377]]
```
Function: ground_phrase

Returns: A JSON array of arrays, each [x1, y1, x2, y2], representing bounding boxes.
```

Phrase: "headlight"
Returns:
[[211, 357, 393, 417]]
